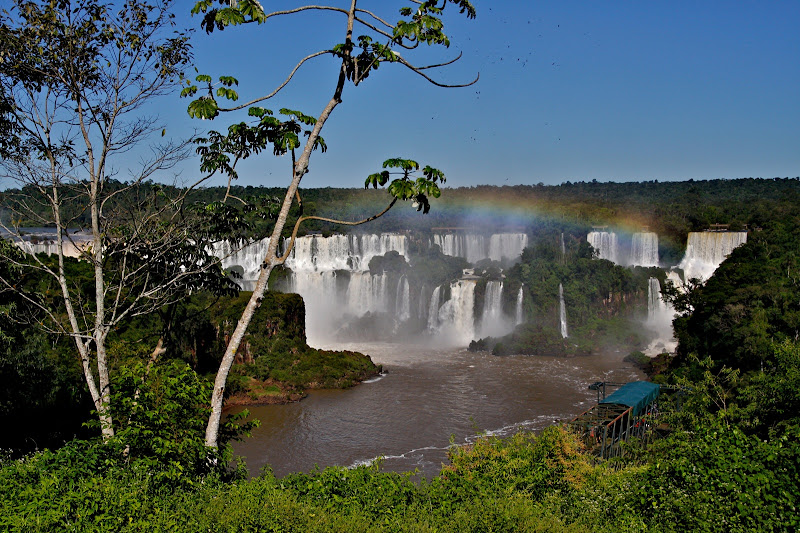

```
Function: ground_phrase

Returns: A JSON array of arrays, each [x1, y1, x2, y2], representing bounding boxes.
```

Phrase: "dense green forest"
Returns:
[[5, 176, 800, 260]]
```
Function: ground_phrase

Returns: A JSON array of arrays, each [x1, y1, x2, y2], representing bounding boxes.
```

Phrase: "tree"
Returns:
[[186, 0, 477, 447], [0, 0, 231, 440]]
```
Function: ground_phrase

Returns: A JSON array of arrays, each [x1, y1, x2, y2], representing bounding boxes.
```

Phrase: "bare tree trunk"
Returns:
[[51, 182, 104, 414], [205, 260, 274, 446], [204, 1, 356, 449]]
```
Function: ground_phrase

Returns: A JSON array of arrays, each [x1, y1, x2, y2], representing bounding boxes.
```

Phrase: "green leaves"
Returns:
[[215, 87, 238, 101], [280, 108, 317, 126], [383, 158, 419, 171], [394, 1, 476, 47], [183, 75, 239, 119], [187, 96, 219, 119], [194, 108, 324, 178], [192, 0, 267, 33], [364, 158, 446, 215], [365, 171, 391, 189], [218, 75, 238, 87]]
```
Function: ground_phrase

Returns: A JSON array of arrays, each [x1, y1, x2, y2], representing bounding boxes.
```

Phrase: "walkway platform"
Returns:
[[569, 381, 661, 459]]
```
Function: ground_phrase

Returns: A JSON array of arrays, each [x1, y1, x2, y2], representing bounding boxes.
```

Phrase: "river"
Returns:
[[230, 342, 645, 478]]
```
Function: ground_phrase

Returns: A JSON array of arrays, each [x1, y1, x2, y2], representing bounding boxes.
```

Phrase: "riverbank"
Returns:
[[224, 360, 383, 407], [229, 342, 645, 478]]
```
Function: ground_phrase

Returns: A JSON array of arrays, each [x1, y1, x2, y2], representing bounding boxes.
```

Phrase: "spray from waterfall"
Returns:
[[645, 277, 677, 355], [396, 276, 410, 322], [587, 231, 619, 264], [559, 283, 568, 338], [437, 280, 476, 344], [678, 231, 747, 281], [432, 233, 527, 264], [427, 286, 442, 331], [630, 232, 659, 267], [479, 281, 509, 337], [515, 286, 524, 325]]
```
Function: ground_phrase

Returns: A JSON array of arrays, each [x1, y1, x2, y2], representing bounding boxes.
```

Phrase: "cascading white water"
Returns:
[[647, 278, 668, 318], [666, 270, 683, 288], [436, 280, 476, 344], [211, 238, 271, 284], [645, 277, 677, 355], [560, 233, 566, 257], [559, 283, 568, 338], [630, 232, 659, 267], [431, 234, 486, 264], [346, 272, 388, 314], [479, 281, 510, 337], [17, 241, 85, 258], [288, 270, 340, 338], [432, 233, 527, 264], [515, 286, 524, 325], [587, 231, 619, 264], [286, 234, 406, 272], [678, 231, 747, 281], [417, 285, 429, 325], [395, 276, 410, 322], [263, 233, 407, 343], [426, 286, 442, 331], [487, 233, 528, 263]]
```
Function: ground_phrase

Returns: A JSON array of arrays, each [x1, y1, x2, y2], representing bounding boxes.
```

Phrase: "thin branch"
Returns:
[[259, 5, 349, 20], [397, 56, 480, 87], [354, 8, 394, 29], [278, 197, 398, 263], [218, 50, 330, 111], [414, 50, 465, 70]]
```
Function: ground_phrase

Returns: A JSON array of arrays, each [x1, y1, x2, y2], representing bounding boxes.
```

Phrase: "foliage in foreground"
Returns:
[[2, 420, 798, 532]]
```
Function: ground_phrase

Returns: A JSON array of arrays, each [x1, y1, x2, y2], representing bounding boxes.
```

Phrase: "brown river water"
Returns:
[[230, 342, 645, 478]]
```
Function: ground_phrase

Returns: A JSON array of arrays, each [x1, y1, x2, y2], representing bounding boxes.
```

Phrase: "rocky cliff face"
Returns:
[[190, 291, 379, 402]]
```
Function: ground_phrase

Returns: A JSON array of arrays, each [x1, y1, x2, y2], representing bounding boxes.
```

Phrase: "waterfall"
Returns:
[[426, 286, 442, 330], [287, 270, 340, 339], [17, 240, 84, 258], [462, 235, 487, 263], [432, 234, 486, 264], [395, 276, 410, 322], [630, 232, 659, 267], [286, 233, 406, 272], [346, 272, 388, 314], [678, 231, 747, 281], [417, 285, 429, 325], [645, 277, 677, 356], [487, 233, 528, 262], [587, 231, 619, 264], [432, 233, 527, 264], [243, 233, 406, 343], [211, 238, 271, 283], [515, 286, 524, 325], [560, 233, 566, 257], [559, 283, 568, 338], [666, 270, 683, 288], [479, 281, 509, 337], [647, 278, 668, 319], [437, 280, 476, 343]]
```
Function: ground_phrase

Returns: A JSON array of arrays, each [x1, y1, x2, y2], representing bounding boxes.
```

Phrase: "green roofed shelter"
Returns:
[[599, 381, 660, 416]]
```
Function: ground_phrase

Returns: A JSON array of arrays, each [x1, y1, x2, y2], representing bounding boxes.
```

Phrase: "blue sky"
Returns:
[[152, 1, 799, 189]]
